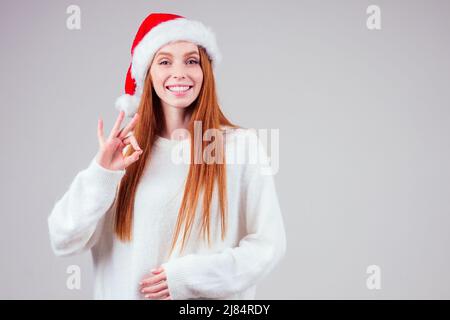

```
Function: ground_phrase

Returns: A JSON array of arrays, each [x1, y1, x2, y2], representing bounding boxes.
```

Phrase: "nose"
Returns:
[[173, 72, 186, 80], [172, 62, 187, 79]]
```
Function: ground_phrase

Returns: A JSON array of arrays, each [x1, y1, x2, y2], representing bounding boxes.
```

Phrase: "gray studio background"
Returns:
[[1, 0, 449, 299]]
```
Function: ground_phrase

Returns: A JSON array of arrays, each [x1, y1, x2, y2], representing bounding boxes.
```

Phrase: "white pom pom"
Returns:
[[114, 94, 140, 118]]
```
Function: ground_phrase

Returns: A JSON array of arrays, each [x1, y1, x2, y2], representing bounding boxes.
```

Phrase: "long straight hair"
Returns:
[[114, 46, 240, 257]]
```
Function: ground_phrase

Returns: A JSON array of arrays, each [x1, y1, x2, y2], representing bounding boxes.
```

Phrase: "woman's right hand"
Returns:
[[96, 110, 143, 171]]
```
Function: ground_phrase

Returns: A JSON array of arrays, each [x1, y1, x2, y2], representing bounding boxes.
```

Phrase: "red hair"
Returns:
[[114, 46, 241, 257]]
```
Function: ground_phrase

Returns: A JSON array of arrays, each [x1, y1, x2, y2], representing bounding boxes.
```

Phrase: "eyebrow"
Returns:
[[155, 51, 200, 58]]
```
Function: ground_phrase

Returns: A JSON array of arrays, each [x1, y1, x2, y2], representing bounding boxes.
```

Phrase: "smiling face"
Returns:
[[149, 41, 204, 110]]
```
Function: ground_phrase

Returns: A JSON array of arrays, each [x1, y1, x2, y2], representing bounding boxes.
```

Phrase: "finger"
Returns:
[[140, 268, 164, 285], [144, 288, 170, 299], [141, 281, 168, 294], [140, 275, 167, 290], [108, 111, 125, 141], [123, 134, 142, 152], [97, 118, 105, 147], [148, 288, 170, 300], [118, 113, 139, 140], [152, 267, 164, 274], [140, 272, 167, 287], [122, 150, 143, 167], [139, 268, 163, 288], [162, 295, 172, 300]]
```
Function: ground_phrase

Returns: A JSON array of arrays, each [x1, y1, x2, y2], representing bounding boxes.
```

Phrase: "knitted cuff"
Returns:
[[162, 257, 196, 300], [86, 156, 126, 191]]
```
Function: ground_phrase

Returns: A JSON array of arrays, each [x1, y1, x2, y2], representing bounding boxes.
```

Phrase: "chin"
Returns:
[[166, 100, 194, 109]]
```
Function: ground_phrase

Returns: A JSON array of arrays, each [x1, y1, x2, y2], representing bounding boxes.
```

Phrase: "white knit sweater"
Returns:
[[48, 128, 286, 300]]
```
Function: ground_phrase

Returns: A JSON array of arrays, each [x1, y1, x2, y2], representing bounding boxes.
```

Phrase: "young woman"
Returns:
[[48, 13, 286, 300]]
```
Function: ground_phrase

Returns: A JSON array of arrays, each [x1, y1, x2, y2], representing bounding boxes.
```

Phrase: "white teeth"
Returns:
[[167, 86, 191, 92]]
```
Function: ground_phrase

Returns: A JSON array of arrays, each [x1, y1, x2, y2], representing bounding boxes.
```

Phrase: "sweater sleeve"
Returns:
[[48, 155, 126, 257], [162, 130, 287, 299]]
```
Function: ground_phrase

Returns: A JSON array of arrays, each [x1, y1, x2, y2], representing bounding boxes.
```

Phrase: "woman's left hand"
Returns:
[[139, 266, 172, 300]]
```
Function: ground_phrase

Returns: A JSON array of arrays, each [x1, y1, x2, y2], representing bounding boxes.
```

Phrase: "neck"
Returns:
[[160, 104, 192, 140]]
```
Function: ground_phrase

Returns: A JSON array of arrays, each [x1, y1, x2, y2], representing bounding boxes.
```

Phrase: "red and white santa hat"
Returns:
[[115, 13, 222, 118]]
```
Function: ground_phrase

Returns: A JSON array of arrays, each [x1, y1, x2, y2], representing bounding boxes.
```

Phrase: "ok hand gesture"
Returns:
[[96, 111, 143, 171]]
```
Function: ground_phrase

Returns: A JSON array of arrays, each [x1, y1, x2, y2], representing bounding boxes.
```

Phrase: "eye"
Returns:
[[158, 60, 169, 65], [187, 59, 199, 65]]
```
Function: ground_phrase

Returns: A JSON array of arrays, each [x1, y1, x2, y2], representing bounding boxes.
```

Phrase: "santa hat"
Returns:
[[115, 13, 222, 118]]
